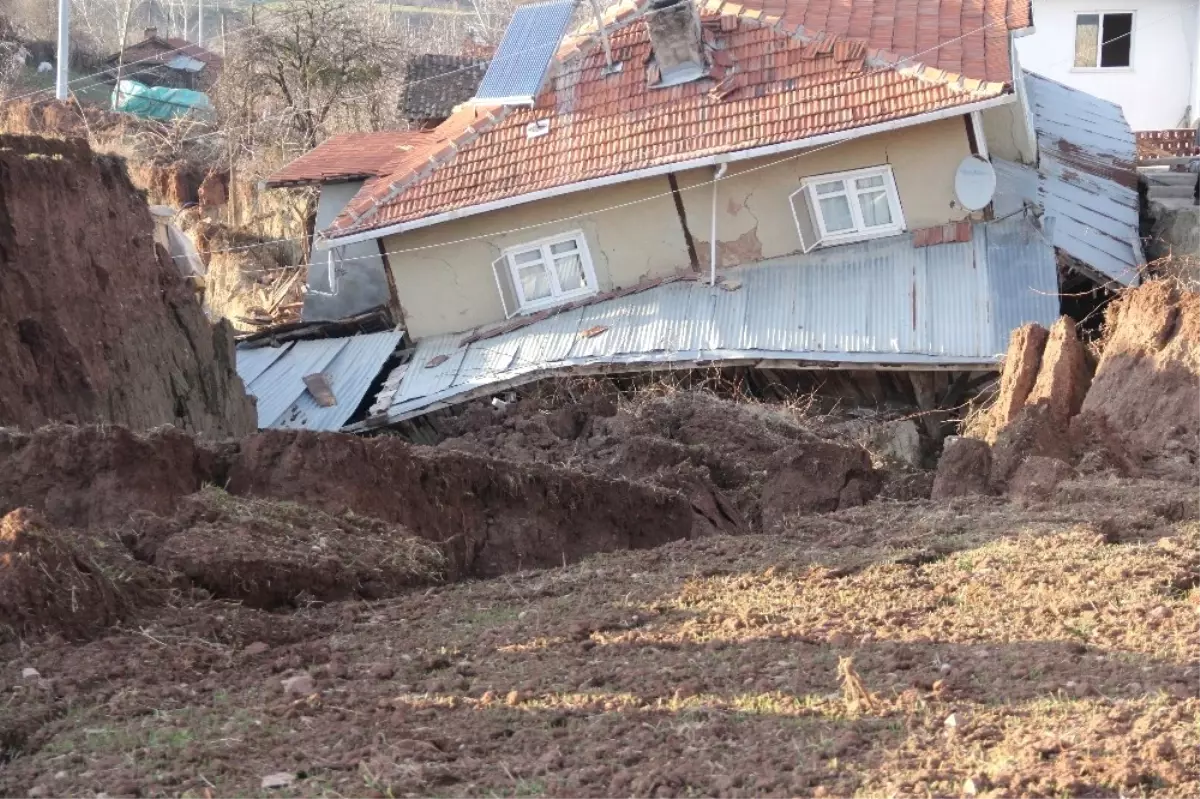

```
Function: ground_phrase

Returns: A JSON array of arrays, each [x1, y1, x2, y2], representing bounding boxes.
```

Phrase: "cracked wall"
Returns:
[[383, 116, 972, 339]]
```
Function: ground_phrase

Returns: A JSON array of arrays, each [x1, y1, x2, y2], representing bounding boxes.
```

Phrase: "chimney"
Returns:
[[144, 27, 159, 41], [645, 0, 706, 87]]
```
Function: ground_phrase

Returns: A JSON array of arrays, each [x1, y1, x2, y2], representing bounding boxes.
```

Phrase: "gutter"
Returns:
[[323, 92, 1018, 247]]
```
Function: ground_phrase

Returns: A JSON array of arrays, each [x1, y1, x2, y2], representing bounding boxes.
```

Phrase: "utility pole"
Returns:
[[197, 0, 204, 46], [55, 0, 70, 100]]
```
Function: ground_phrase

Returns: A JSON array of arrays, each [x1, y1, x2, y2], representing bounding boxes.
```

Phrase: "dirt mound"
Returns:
[[149, 488, 445, 609], [227, 430, 696, 578], [1082, 281, 1199, 471], [0, 509, 153, 642], [439, 391, 903, 532], [1025, 316, 1092, 424], [986, 322, 1049, 437], [0, 135, 255, 436], [931, 437, 993, 499], [990, 404, 1074, 487], [0, 425, 219, 528], [760, 440, 879, 531], [1008, 456, 1076, 503]]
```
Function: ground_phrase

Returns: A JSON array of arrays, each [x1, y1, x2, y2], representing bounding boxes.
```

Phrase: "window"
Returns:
[[493, 231, 597, 315], [789, 166, 905, 250], [1074, 12, 1133, 69]]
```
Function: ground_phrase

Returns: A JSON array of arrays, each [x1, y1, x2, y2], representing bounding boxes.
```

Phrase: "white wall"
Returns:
[[1016, 0, 1200, 130]]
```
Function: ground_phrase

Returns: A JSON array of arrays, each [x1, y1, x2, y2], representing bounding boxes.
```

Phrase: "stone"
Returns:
[[281, 674, 314, 696], [505, 690, 523, 706], [21, 667, 40, 679], [370, 662, 396, 680], [931, 438, 993, 500], [869, 419, 923, 468], [261, 772, 295, 789], [243, 641, 270, 656]]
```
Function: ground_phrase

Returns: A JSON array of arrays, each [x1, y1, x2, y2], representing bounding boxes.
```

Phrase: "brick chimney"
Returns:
[[645, 0, 706, 87]]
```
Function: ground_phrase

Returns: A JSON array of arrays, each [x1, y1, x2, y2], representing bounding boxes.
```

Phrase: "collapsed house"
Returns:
[[247, 0, 1145, 433]]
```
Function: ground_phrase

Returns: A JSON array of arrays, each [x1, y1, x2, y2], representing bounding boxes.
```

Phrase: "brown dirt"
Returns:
[[0, 135, 255, 436], [0, 477, 1194, 798], [1008, 456, 1077, 503], [990, 404, 1074, 488], [1026, 316, 1093, 425], [760, 440, 879, 530], [149, 488, 446, 610], [227, 430, 696, 579], [0, 425, 219, 529], [437, 390, 910, 534], [1069, 410, 1141, 478], [1081, 281, 1199, 473], [930, 437, 994, 500], [982, 322, 1049, 440], [0, 508, 161, 642]]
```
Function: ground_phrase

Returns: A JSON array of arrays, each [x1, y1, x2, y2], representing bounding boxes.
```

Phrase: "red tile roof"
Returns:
[[264, 131, 435, 187], [321, 0, 1030, 237]]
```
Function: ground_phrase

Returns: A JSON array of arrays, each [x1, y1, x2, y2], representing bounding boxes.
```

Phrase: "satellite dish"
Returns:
[[954, 155, 997, 212]]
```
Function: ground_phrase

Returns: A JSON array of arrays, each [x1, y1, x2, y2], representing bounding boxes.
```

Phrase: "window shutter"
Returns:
[[789, 185, 822, 253], [491, 255, 518, 319]]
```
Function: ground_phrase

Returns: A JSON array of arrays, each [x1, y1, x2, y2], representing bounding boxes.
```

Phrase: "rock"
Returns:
[[1145, 199, 1200, 262], [370, 662, 395, 680], [261, 772, 295, 789], [963, 778, 978, 796], [761, 440, 879, 525], [931, 438, 993, 500], [1025, 316, 1092, 424], [21, 667, 39, 679], [505, 690, 523, 706], [243, 641, 270, 656], [281, 674, 314, 696], [1008, 456, 1076, 502], [28, 786, 47, 798], [989, 405, 1073, 488], [869, 419, 922, 468], [944, 713, 959, 729], [988, 323, 1050, 438]]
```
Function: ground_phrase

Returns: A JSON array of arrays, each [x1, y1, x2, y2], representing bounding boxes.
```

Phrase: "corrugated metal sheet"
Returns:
[[237, 331, 402, 431], [371, 215, 1058, 424], [995, 71, 1144, 285]]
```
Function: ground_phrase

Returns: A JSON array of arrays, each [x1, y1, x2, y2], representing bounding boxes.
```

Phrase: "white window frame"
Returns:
[[500, 230, 598, 314], [790, 165, 906, 250], [1071, 11, 1135, 72]]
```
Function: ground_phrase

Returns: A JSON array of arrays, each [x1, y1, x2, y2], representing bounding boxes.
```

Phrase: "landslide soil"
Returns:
[[2, 475, 1196, 798]]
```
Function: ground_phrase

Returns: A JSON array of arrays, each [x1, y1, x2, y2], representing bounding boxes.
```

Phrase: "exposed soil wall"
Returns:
[[227, 430, 696, 578], [0, 135, 255, 436]]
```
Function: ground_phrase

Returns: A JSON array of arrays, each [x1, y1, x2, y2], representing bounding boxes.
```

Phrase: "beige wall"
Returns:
[[382, 114, 972, 339], [980, 99, 1037, 164]]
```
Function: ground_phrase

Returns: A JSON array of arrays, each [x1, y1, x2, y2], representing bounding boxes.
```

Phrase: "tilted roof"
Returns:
[[111, 36, 224, 71], [264, 131, 435, 187], [320, 0, 1030, 238]]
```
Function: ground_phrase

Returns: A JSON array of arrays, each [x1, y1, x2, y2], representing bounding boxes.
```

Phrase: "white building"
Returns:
[[1015, 0, 1200, 130]]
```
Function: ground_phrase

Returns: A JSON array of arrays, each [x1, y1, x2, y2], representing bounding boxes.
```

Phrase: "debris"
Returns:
[[944, 713, 959, 729], [930, 437, 992, 500], [302, 373, 337, 407], [243, 641, 270, 656], [21, 667, 39, 679], [837, 656, 878, 714], [869, 419, 922, 468], [281, 674, 315, 697], [962, 777, 978, 796], [370, 663, 396, 680], [426, 354, 450, 368], [719, 279, 743, 291], [261, 772, 295, 789], [578, 325, 609, 339]]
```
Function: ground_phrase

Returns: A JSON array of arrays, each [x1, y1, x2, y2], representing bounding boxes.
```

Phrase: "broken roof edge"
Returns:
[[321, 90, 1016, 245], [349, 353, 1002, 432]]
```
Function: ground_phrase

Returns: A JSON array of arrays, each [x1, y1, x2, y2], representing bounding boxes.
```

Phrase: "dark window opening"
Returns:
[[1100, 13, 1133, 67]]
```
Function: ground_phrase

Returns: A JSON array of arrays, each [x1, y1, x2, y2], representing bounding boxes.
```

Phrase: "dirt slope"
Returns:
[[0, 135, 255, 436]]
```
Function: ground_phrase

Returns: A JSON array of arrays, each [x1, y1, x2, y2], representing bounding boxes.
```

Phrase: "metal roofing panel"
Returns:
[[236, 342, 293, 387], [271, 331, 403, 432], [1012, 70, 1143, 285], [377, 216, 1059, 423], [242, 338, 349, 428], [473, 0, 575, 102]]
